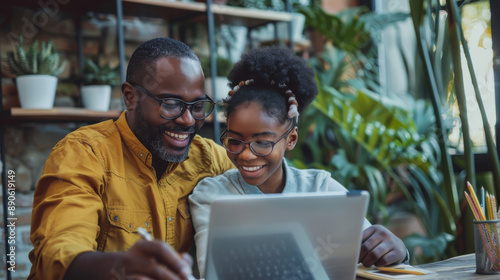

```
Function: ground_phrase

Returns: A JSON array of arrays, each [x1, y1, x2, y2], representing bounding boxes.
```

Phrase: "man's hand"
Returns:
[[111, 239, 194, 280], [358, 225, 407, 267], [64, 240, 194, 280]]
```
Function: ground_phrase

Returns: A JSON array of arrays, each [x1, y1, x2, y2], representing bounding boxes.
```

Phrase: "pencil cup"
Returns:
[[473, 220, 500, 274]]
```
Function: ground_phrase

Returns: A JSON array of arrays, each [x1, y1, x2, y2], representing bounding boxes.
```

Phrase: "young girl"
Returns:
[[189, 46, 408, 277]]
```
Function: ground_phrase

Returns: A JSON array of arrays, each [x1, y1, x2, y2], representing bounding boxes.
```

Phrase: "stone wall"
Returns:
[[1, 125, 72, 280]]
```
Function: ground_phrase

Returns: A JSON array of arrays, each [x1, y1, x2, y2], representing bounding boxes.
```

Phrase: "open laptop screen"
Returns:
[[204, 191, 370, 280]]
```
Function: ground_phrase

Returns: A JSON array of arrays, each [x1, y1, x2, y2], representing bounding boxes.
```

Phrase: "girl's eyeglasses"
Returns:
[[220, 125, 295, 156]]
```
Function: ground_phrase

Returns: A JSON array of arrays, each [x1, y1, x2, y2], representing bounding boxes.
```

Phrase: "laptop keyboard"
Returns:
[[212, 232, 315, 280]]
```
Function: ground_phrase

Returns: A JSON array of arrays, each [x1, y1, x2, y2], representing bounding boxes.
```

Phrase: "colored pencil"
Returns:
[[376, 267, 425, 275], [486, 194, 492, 220], [465, 192, 482, 221], [467, 182, 486, 221], [481, 187, 485, 215]]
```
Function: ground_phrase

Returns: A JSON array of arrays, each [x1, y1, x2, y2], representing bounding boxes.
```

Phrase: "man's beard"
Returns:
[[132, 100, 198, 163]]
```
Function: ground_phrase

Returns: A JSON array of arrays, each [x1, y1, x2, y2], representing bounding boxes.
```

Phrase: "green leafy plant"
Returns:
[[409, 0, 500, 260], [292, 3, 461, 264], [6, 35, 66, 76], [201, 56, 233, 78], [295, 0, 498, 264], [82, 56, 120, 86]]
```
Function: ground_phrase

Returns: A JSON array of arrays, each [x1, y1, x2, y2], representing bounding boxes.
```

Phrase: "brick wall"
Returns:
[[0, 4, 171, 278]]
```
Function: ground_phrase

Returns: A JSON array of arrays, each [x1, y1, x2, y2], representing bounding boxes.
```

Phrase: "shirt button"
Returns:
[[168, 217, 172, 222], [114, 216, 119, 221], [145, 222, 149, 226], [140, 153, 143, 157]]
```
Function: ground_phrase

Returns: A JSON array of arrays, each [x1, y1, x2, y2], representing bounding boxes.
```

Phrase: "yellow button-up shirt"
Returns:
[[28, 112, 233, 280]]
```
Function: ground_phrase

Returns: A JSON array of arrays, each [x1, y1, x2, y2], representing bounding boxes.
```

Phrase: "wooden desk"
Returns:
[[358, 254, 500, 279], [416, 254, 499, 279]]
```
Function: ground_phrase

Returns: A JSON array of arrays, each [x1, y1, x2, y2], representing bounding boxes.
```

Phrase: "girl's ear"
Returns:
[[286, 126, 298, 151]]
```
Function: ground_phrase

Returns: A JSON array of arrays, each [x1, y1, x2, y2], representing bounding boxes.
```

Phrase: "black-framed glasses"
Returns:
[[129, 82, 215, 120], [220, 124, 295, 156]]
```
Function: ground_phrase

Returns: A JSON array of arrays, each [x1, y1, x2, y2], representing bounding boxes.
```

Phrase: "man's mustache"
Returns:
[[162, 125, 196, 134]]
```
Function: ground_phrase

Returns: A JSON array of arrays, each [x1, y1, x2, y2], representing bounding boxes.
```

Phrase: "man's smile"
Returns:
[[165, 131, 189, 141]]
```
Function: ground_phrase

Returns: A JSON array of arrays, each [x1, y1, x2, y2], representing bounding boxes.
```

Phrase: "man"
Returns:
[[28, 38, 234, 280]]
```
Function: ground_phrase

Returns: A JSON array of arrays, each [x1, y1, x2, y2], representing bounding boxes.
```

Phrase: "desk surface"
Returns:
[[358, 254, 500, 279], [416, 254, 499, 279]]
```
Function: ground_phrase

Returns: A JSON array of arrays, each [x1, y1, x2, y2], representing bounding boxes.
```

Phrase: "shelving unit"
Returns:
[[111, 0, 294, 140]]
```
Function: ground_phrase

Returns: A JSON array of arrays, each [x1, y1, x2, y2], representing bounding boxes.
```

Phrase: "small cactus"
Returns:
[[6, 35, 66, 76], [83, 56, 120, 86]]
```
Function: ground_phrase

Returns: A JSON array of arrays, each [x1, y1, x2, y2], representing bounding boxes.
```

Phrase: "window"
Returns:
[[448, 0, 494, 153]]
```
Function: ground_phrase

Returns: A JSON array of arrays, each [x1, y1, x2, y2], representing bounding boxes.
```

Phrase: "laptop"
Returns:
[[204, 191, 370, 280]]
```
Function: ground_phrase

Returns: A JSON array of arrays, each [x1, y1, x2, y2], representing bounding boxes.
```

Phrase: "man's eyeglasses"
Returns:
[[220, 125, 295, 157], [129, 82, 215, 120]]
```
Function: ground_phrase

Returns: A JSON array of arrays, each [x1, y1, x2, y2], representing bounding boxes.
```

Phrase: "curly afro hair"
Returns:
[[225, 46, 318, 125]]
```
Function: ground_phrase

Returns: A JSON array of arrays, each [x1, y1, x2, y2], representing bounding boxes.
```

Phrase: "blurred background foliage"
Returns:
[[287, 0, 498, 264]]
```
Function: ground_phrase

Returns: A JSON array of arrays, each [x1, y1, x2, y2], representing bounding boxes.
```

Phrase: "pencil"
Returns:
[[486, 194, 492, 220], [465, 192, 482, 221], [489, 194, 496, 220], [481, 187, 485, 215], [493, 196, 498, 220], [467, 182, 486, 221], [136, 227, 196, 280], [137, 227, 153, 241], [376, 266, 425, 275]]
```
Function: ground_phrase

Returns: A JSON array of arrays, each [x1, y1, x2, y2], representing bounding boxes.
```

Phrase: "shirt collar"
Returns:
[[115, 111, 153, 166]]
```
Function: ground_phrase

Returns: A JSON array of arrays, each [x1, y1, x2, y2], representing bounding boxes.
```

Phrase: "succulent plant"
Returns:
[[82, 56, 120, 86], [6, 35, 66, 76]]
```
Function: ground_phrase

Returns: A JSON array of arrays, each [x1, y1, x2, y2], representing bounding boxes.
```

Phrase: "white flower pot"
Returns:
[[16, 75, 58, 109], [205, 77, 230, 101], [81, 85, 111, 111]]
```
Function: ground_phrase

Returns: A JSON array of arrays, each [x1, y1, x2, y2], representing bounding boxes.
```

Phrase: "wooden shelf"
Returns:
[[7, 0, 292, 27], [0, 107, 229, 125], [0, 108, 121, 125], [119, 0, 292, 28], [7, 0, 109, 16], [211, 4, 293, 27]]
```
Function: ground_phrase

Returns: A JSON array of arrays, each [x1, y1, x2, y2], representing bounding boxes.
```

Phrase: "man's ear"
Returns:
[[122, 82, 138, 110], [286, 127, 298, 151]]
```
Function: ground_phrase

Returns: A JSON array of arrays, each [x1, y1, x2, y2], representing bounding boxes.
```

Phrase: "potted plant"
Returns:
[[80, 56, 120, 111], [201, 56, 232, 101], [6, 35, 66, 109]]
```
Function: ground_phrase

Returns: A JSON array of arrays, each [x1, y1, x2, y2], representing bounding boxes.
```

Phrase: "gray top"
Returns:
[[188, 160, 371, 277]]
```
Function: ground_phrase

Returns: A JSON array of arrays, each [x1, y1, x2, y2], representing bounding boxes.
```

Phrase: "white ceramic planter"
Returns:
[[81, 85, 111, 111], [205, 77, 230, 101], [16, 75, 58, 109]]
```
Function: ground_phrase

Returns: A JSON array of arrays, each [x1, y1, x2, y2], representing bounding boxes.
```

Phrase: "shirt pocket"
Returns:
[[177, 195, 191, 220], [104, 207, 153, 251], [175, 195, 193, 251]]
